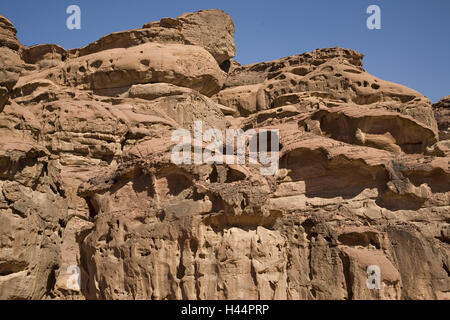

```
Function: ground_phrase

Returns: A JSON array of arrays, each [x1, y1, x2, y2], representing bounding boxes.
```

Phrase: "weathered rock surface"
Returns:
[[17, 42, 225, 97], [433, 95, 450, 140], [0, 15, 23, 110], [220, 47, 438, 135], [0, 11, 448, 300], [71, 9, 235, 66], [22, 44, 67, 70], [0, 15, 20, 51]]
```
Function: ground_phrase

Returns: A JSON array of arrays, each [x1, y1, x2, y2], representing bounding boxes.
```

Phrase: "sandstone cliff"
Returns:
[[0, 9, 449, 300]]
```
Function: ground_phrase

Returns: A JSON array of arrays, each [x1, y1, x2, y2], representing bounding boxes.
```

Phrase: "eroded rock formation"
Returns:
[[433, 95, 450, 140], [0, 9, 449, 300]]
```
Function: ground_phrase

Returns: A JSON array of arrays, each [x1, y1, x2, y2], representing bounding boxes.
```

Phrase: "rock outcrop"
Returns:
[[0, 15, 23, 110], [0, 10, 448, 300], [70, 9, 235, 67], [433, 95, 450, 141]]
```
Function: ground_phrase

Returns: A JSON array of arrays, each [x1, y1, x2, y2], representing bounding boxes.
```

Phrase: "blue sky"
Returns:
[[0, 0, 449, 102]]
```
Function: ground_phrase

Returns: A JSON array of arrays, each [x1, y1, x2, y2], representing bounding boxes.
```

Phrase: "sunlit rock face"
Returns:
[[0, 10, 448, 300]]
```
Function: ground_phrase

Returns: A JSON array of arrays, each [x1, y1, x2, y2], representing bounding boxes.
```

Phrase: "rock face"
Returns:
[[0, 10, 449, 300], [0, 15, 23, 110], [433, 95, 450, 141]]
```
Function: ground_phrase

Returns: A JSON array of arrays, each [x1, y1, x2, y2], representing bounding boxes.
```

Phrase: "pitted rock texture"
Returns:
[[433, 95, 450, 141], [0, 10, 449, 300]]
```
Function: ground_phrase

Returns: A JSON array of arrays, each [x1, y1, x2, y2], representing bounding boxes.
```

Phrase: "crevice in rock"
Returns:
[[176, 234, 187, 281], [0, 261, 28, 276], [338, 252, 353, 300], [45, 265, 58, 296], [443, 262, 450, 277], [86, 197, 98, 219], [338, 232, 381, 249], [219, 60, 231, 73], [250, 259, 259, 299]]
